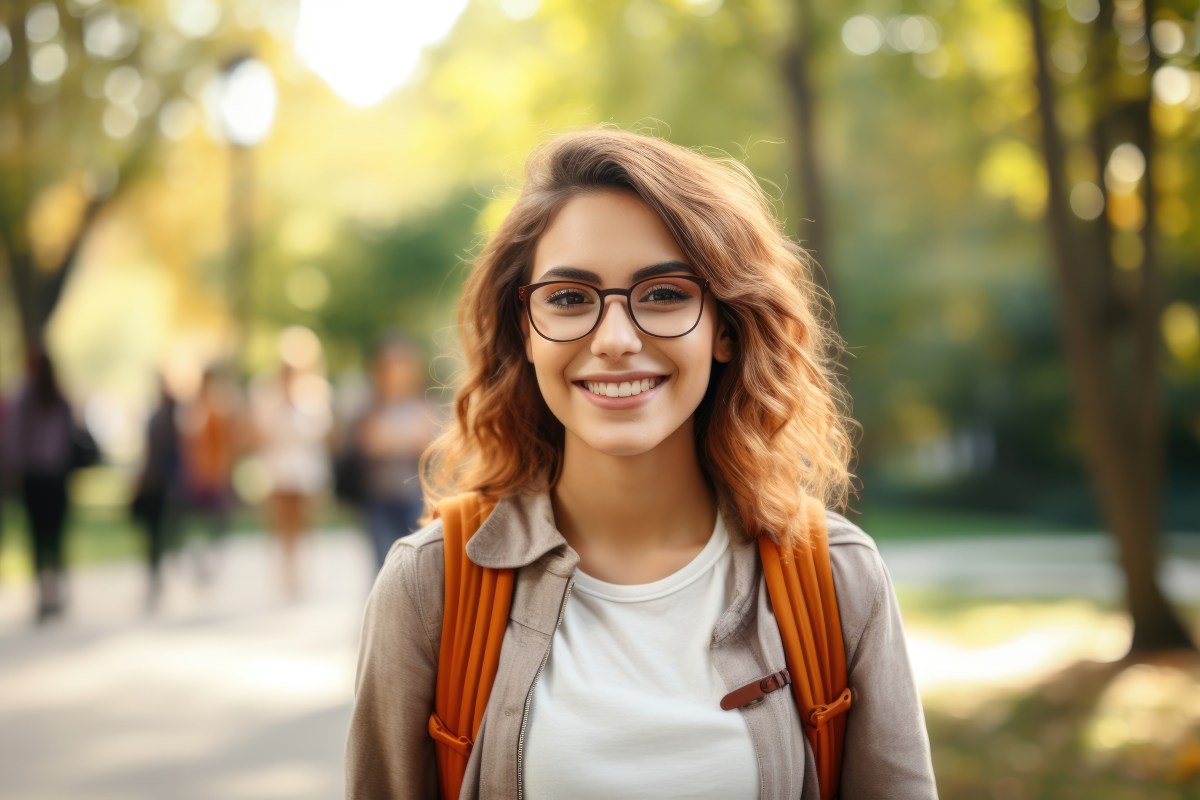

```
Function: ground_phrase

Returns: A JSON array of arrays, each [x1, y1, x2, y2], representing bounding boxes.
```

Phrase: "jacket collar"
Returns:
[[465, 491, 576, 570], [463, 488, 759, 591]]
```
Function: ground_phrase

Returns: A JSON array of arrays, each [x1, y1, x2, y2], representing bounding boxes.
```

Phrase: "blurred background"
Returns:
[[0, 0, 1198, 798]]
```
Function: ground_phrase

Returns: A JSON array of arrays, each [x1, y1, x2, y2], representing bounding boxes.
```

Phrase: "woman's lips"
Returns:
[[580, 376, 666, 398], [573, 376, 668, 408]]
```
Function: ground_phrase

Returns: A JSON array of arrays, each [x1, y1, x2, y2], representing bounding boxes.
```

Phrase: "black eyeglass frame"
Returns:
[[517, 275, 711, 343]]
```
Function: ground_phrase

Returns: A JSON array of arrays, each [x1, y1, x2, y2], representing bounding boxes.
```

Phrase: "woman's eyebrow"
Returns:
[[535, 260, 694, 284], [536, 266, 601, 283], [630, 261, 694, 281]]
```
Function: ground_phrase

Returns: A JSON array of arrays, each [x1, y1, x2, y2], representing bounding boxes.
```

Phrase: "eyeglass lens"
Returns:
[[527, 277, 704, 341]]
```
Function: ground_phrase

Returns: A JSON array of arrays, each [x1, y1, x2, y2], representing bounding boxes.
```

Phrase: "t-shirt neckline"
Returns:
[[571, 514, 730, 603]]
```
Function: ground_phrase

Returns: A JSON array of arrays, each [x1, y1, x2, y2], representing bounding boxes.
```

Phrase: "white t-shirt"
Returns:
[[522, 515, 759, 799]]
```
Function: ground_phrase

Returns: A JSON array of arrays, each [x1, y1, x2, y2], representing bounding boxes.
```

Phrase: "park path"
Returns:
[[877, 532, 1200, 603], [0, 528, 1197, 799], [0, 530, 375, 800]]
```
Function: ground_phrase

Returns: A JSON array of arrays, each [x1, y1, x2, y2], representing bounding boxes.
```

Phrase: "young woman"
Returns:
[[347, 129, 937, 798]]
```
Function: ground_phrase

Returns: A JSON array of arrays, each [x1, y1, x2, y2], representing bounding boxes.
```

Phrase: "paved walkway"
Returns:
[[0, 529, 1196, 799], [877, 532, 1200, 602], [0, 530, 375, 800]]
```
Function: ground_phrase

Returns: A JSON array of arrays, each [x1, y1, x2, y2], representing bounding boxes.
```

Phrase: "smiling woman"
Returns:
[[346, 129, 938, 799], [293, 0, 468, 107]]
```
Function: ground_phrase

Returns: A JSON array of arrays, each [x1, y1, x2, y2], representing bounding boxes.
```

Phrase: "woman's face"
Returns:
[[523, 189, 732, 459]]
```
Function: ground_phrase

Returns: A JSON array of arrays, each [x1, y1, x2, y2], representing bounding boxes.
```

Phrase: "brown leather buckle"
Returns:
[[720, 669, 792, 711]]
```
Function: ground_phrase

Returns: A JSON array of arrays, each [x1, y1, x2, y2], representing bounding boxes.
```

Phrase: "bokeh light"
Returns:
[[1162, 303, 1200, 362], [168, 0, 222, 39], [1149, 19, 1185, 56], [842, 15, 884, 56], [285, 266, 331, 311], [214, 58, 277, 147], [1153, 65, 1194, 106], [1067, 0, 1101, 24], [82, 5, 138, 61], [294, 0, 469, 107], [25, 2, 60, 43], [500, 0, 541, 21], [278, 325, 323, 371], [1105, 142, 1146, 190], [1069, 181, 1105, 220], [30, 42, 68, 84]]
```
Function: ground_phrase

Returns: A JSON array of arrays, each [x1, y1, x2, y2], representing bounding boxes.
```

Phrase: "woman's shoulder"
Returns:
[[368, 519, 448, 641], [378, 518, 446, 579], [823, 510, 881, 553], [821, 510, 895, 649], [823, 510, 888, 586]]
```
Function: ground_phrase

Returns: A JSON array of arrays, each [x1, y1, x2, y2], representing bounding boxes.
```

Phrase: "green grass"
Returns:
[[0, 498, 360, 583], [897, 588, 1200, 799], [856, 507, 1095, 541]]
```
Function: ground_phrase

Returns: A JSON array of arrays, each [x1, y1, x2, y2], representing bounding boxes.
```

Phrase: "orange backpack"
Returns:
[[427, 492, 852, 800]]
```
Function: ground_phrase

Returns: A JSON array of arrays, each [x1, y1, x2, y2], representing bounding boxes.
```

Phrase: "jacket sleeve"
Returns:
[[832, 535, 939, 799], [346, 536, 442, 799]]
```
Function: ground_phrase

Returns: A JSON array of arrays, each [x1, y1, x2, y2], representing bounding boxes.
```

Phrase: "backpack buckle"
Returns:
[[807, 687, 853, 730]]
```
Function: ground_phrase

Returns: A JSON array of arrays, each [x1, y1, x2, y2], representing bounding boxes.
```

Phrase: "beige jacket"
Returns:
[[346, 492, 938, 799]]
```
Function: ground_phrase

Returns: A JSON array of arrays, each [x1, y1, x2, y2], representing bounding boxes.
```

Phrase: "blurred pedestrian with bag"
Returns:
[[131, 378, 183, 611], [2, 347, 96, 624]]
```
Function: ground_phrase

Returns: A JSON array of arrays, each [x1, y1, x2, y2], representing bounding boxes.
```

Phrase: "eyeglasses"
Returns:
[[517, 275, 709, 343]]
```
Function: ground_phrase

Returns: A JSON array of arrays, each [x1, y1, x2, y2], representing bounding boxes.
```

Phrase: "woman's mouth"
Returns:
[[578, 376, 667, 398]]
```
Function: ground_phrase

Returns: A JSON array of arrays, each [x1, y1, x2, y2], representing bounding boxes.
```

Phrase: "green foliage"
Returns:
[[292, 191, 483, 371], [2, 0, 1196, 527]]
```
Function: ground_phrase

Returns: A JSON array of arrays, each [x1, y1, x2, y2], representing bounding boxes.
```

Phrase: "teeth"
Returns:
[[583, 377, 664, 397]]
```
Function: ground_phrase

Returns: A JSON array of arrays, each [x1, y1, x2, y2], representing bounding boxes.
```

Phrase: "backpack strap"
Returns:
[[758, 496, 852, 800], [428, 492, 514, 800]]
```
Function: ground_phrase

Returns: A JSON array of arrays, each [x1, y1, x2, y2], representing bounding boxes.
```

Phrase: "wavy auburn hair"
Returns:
[[422, 128, 857, 546]]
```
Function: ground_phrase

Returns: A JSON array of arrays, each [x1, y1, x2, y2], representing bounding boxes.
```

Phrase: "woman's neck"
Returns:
[[551, 422, 716, 583]]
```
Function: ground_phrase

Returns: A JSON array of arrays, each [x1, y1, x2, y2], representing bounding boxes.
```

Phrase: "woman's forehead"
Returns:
[[530, 190, 689, 284]]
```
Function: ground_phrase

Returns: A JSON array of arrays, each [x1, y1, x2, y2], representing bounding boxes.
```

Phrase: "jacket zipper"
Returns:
[[516, 576, 574, 800]]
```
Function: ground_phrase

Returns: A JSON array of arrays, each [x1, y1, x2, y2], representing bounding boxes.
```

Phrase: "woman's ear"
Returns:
[[714, 316, 736, 364]]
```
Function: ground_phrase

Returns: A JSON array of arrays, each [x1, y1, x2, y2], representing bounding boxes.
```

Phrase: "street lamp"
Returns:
[[218, 56, 277, 147], [216, 54, 277, 355]]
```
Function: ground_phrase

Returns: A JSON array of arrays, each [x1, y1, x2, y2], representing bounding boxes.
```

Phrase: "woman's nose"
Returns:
[[590, 297, 643, 357]]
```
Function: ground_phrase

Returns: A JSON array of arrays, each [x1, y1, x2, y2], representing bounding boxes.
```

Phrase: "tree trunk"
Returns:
[[1027, 0, 1193, 653], [780, 0, 837, 330]]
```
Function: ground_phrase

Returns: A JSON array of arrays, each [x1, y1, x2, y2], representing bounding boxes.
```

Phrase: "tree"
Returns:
[[0, 1, 235, 352], [1027, 0, 1193, 652], [780, 0, 836, 318]]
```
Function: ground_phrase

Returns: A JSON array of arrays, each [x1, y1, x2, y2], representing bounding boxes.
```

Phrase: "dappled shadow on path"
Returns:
[[928, 651, 1200, 799]]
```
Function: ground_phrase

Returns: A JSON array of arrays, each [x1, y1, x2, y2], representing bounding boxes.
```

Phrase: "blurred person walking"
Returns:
[[254, 363, 332, 599], [2, 348, 95, 624], [178, 367, 238, 584], [130, 379, 183, 611], [346, 335, 436, 569]]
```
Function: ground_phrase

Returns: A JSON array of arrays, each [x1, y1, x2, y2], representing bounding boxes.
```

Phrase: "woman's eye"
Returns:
[[639, 283, 692, 304], [544, 289, 593, 307]]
